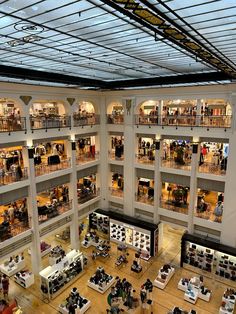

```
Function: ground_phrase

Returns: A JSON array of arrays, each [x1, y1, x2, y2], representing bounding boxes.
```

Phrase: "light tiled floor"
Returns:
[[5, 224, 234, 314]]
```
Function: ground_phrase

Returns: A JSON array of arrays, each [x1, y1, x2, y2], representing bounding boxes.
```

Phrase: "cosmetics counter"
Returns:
[[181, 233, 236, 285], [39, 250, 84, 300]]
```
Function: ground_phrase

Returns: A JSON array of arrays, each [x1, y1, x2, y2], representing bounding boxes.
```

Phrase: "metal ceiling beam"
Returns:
[[0, 65, 231, 89], [106, 72, 232, 89], [0, 64, 106, 88], [101, 0, 236, 78]]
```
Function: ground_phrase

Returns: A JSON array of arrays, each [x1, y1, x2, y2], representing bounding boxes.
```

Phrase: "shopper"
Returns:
[[2, 274, 9, 300]]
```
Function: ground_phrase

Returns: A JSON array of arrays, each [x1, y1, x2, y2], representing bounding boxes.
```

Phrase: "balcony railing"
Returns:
[[0, 117, 26, 133], [107, 114, 124, 124], [109, 187, 124, 198], [30, 115, 71, 130], [160, 197, 188, 214], [135, 154, 155, 165], [195, 206, 222, 223], [35, 158, 71, 176], [135, 114, 232, 128], [0, 167, 28, 186], [38, 200, 72, 224], [78, 188, 100, 204], [135, 193, 154, 205], [76, 151, 99, 165], [198, 162, 226, 176], [73, 114, 100, 127], [0, 219, 30, 243], [108, 150, 124, 161], [161, 158, 191, 171]]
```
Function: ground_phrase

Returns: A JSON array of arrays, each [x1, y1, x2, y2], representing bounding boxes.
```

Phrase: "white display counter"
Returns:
[[184, 287, 199, 304], [0, 257, 25, 277], [153, 266, 175, 290], [87, 277, 115, 294], [58, 299, 91, 314], [219, 291, 235, 314], [14, 271, 34, 288]]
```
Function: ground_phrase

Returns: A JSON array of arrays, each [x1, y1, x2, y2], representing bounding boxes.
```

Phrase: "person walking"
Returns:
[[2, 274, 9, 300]]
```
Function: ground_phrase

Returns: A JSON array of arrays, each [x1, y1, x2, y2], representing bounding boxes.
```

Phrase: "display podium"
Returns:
[[59, 299, 91, 314], [153, 265, 175, 290], [0, 256, 25, 277]]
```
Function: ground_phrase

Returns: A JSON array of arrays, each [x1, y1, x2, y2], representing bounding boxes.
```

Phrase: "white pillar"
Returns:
[[123, 98, 135, 216], [99, 96, 109, 209], [68, 140, 80, 249], [221, 131, 236, 247], [25, 147, 42, 274], [154, 138, 161, 223], [188, 141, 200, 233], [158, 100, 163, 125], [196, 99, 202, 126]]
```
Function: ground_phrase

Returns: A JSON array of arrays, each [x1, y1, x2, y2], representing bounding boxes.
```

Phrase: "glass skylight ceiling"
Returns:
[[0, 0, 235, 87]]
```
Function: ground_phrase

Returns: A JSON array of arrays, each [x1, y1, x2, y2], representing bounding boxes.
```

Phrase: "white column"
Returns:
[[154, 139, 161, 224], [188, 141, 200, 233], [99, 96, 109, 209], [221, 133, 236, 246], [24, 147, 42, 274], [158, 100, 163, 125], [67, 140, 80, 249], [123, 98, 135, 216], [196, 99, 202, 126]]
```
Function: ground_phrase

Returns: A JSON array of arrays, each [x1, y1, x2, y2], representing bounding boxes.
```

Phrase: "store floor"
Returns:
[[5, 225, 232, 314]]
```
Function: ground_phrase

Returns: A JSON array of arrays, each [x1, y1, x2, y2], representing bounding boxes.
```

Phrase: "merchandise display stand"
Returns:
[[91, 209, 161, 257], [169, 307, 197, 314], [81, 233, 102, 249], [219, 289, 236, 314], [178, 277, 211, 304], [40, 250, 84, 300], [14, 271, 35, 288], [181, 233, 236, 285], [153, 264, 175, 289], [59, 298, 91, 314], [87, 267, 115, 294], [48, 245, 66, 266], [0, 255, 25, 277]]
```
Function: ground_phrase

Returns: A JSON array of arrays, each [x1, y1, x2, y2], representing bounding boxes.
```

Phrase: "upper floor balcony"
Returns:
[[78, 187, 100, 204], [30, 115, 71, 130], [38, 199, 72, 224], [107, 114, 124, 125], [135, 114, 232, 128], [35, 157, 71, 176], [73, 113, 100, 127], [0, 167, 28, 186], [0, 117, 26, 133], [76, 151, 99, 165], [109, 186, 124, 198]]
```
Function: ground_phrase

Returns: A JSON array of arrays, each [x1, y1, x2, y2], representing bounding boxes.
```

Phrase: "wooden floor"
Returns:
[[5, 224, 234, 314]]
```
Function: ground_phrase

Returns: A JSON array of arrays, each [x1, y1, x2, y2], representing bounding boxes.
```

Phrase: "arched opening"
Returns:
[[30, 100, 69, 129], [201, 99, 232, 127], [0, 98, 24, 132], [137, 100, 158, 124], [73, 101, 97, 126], [107, 101, 124, 124]]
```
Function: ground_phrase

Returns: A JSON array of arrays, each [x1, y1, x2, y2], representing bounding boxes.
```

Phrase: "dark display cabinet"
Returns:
[[181, 232, 236, 284]]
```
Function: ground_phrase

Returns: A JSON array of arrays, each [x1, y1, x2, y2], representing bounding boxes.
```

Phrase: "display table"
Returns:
[[154, 265, 175, 290], [219, 289, 236, 314], [40, 250, 84, 300], [0, 256, 25, 277], [87, 267, 115, 294], [14, 271, 34, 288], [169, 307, 197, 314], [184, 287, 199, 304], [178, 277, 211, 304], [59, 299, 91, 314]]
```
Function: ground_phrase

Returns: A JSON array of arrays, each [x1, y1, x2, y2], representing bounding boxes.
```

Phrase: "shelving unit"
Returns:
[[153, 265, 175, 290], [39, 250, 84, 300], [89, 212, 109, 234], [14, 271, 34, 288]]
